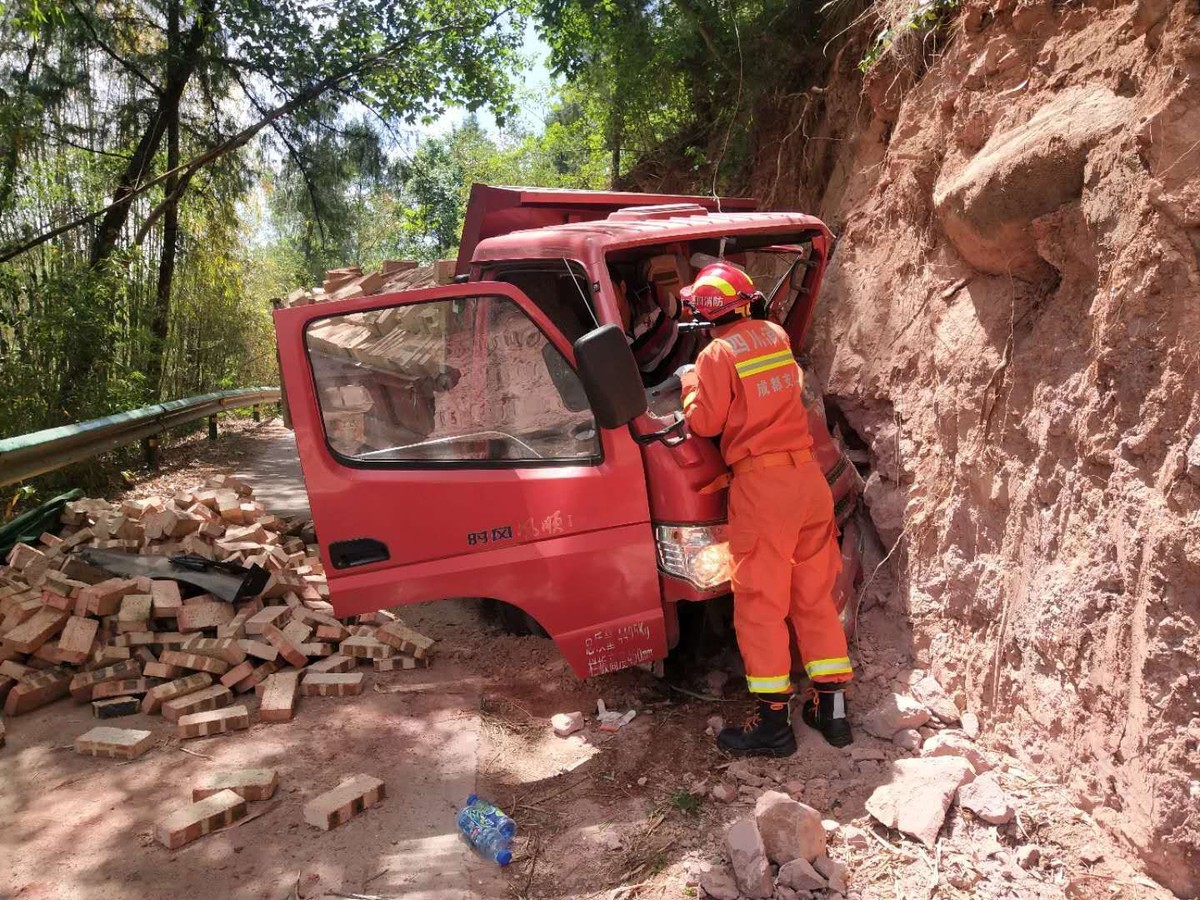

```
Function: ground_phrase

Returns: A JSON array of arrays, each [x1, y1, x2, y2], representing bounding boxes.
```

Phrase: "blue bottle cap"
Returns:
[[499, 819, 517, 838], [465, 793, 478, 806], [496, 848, 513, 866]]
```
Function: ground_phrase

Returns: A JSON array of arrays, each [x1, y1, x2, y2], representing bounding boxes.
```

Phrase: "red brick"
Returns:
[[233, 660, 277, 693], [141, 672, 212, 714], [245, 605, 290, 635], [258, 671, 301, 722], [236, 639, 278, 662], [161, 683, 232, 722], [116, 594, 152, 632], [69, 659, 142, 701], [177, 704, 250, 739], [182, 637, 246, 665], [0, 660, 31, 680], [2, 606, 69, 654], [298, 642, 333, 658], [303, 774, 386, 830], [143, 661, 186, 680], [92, 695, 140, 718], [308, 654, 357, 674], [111, 631, 158, 647], [340, 634, 393, 660], [75, 726, 155, 759], [41, 590, 73, 611], [302, 672, 364, 697], [4, 665, 72, 716], [281, 620, 313, 645], [177, 602, 235, 632], [155, 789, 247, 849], [219, 661, 254, 688], [373, 655, 429, 671], [158, 649, 230, 676], [92, 677, 158, 700], [262, 624, 307, 667], [377, 620, 435, 658], [314, 623, 350, 642], [216, 606, 255, 638], [56, 616, 99, 665], [192, 768, 278, 802], [76, 578, 138, 617], [149, 580, 182, 618]]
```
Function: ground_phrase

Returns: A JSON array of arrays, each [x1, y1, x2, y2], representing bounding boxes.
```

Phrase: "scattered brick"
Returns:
[[219, 661, 254, 688], [0, 660, 31, 680], [177, 602, 235, 632], [308, 654, 356, 674], [161, 684, 232, 723], [92, 677, 159, 700], [116, 594, 152, 632], [378, 620, 435, 658], [75, 726, 155, 759], [298, 642, 333, 658], [236, 639, 278, 663], [76, 578, 138, 617], [90, 646, 131, 667], [149, 580, 182, 618], [182, 637, 246, 665], [55, 616, 99, 665], [69, 659, 142, 701], [178, 704, 250, 739], [245, 606, 290, 635], [234, 660, 278, 693], [152, 632, 189, 648], [155, 789, 247, 850], [92, 696, 140, 718], [216, 607, 254, 638], [2, 606, 69, 654], [259, 671, 301, 723], [192, 768, 278, 802], [314, 623, 350, 642], [374, 655, 429, 671], [111, 631, 158, 647], [262, 623, 308, 667], [281, 620, 313, 645], [302, 672, 364, 697], [141, 672, 213, 714], [303, 774, 386, 830], [143, 661, 186, 680], [5, 666, 72, 716], [341, 634, 394, 660], [158, 650, 230, 676]]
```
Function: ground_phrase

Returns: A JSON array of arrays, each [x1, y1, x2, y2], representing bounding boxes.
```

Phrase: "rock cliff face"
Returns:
[[760, 1, 1200, 892]]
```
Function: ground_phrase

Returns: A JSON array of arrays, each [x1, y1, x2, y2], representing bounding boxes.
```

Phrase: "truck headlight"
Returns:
[[655, 524, 732, 590]]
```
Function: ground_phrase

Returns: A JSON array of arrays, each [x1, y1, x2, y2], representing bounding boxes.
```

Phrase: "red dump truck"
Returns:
[[273, 184, 865, 678]]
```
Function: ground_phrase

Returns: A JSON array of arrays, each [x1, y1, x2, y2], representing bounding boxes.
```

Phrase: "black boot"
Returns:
[[801, 683, 853, 747], [717, 693, 798, 758]]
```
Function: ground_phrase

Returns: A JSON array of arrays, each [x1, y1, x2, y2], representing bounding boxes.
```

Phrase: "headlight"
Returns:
[[655, 524, 732, 590]]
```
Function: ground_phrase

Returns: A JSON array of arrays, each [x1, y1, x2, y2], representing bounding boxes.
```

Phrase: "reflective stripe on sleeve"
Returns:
[[804, 657, 853, 679], [746, 674, 793, 694], [682, 391, 698, 409], [734, 349, 795, 379]]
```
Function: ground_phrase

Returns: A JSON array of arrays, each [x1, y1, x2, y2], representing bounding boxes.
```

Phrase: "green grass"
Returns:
[[668, 789, 703, 817]]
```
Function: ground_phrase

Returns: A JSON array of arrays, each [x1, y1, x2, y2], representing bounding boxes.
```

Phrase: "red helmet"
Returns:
[[680, 262, 759, 322]]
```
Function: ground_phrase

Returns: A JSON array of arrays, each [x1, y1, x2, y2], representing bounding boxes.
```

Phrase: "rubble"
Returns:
[[864, 756, 975, 847], [921, 730, 990, 772], [892, 728, 922, 751], [1016, 845, 1041, 869], [960, 711, 980, 739], [776, 857, 825, 892], [861, 693, 931, 739], [698, 867, 739, 900], [957, 773, 1014, 825], [725, 817, 773, 899], [908, 673, 961, 723], [813, 855, 848, 894], [753, 790, 826, 864], [711, 783, 738, 803], [0, 476, 437, 748]]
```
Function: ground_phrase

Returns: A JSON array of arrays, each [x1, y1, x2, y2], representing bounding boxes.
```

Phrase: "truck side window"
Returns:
[[305, 295, 600, 465]]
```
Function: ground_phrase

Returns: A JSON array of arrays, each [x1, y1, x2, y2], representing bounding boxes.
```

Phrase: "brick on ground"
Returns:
[[259, 671, 301, 722], [234, 660, 278, 693], [2, 606, 69, 654], [378, 620, 435, 658], [303, 774, 386, 831], [219, 661, 254, 688], [307, 654, 356, 675], [75, 726, 155, 759], [341, 634, 393, 660], [314, 623, 349, 643], [178, 704, 250, 739], [281, 620, 312, 645], [158, 649, 230, 676], [216, 607, 254, 638], [144, 661, 186, 680], [236, 639, 278, 663], [374, 655, 430, 671], [298, 642, 333, 658], [177, 601, 235, 632], [90, 646, 131, 667], [245, 605, 290, 635], [155, 789, 247, 850], [116, 594, 152, 632], [5, 666, 72, 716], [193, 768, 278, 801], [92, 677, 159, 700], [149, 580, 182, 619], [182, 637, 246, 665], [262, 623, 307, 667], [55, 616, 99, 665], [111, 630, 157, 647], [161, 684, 232, 723], [93, 696, 140, 718], [142, 672, 213, 714], [69, 659, 142, 700], [302, 672, 364, 697]]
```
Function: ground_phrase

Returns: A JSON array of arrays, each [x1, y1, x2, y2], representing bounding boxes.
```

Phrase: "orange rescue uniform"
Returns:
[[681, 317, 852, 694]]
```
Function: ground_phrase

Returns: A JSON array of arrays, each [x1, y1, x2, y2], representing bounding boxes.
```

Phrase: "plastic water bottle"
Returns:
[[457, 794, 516, 865]]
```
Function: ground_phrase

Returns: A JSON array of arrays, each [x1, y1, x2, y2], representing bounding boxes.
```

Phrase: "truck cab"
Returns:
[[273, 185, 864, 679]]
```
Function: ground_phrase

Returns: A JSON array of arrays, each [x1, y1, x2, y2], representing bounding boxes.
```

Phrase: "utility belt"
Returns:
[[699, 448, 813, 494]]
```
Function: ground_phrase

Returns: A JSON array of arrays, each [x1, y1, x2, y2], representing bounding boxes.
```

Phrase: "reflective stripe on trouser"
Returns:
[[728, 461, 852, 694]]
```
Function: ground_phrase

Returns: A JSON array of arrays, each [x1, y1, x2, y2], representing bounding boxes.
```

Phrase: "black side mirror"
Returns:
[[541, 342, 590, 412], [573, 324, 648, 429]]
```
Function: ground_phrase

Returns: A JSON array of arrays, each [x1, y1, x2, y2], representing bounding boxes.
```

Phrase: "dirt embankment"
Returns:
[[756, 1, 1200, 894]]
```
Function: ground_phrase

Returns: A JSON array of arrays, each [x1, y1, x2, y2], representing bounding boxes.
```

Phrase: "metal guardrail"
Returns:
[[0, 387, 281, 487]]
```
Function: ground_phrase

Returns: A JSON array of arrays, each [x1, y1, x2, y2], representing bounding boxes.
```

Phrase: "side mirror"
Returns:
[[573, 324, 648, 429], [541, 342, 590, 412]]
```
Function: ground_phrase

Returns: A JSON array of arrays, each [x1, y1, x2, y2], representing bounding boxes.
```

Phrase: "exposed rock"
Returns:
[[909, 675, 960, 723], [729, 760, 766, 785], [1017, 845, 1041, 869], [551, 711, 584, 737], [699, 867, 740, 900], [957, 773, 1014, 824], [727, 817, 774, 898], [1187, 433, 1200, 485], [777, 857, 826, 892], [960, 711, 980, 740], [841, 825, 870, 850], [893, 729, 923, 751], [783, 779, 805, 800], [1080, 843, 1105, 865], [862, 693, 931, 739], [813, 855, 848, 894], [922, 731, 991, 773], [865, 757, 976, 847], [711, 783, 738, 803], [774, 886, 799, 900], [755, 790, 827, 864]]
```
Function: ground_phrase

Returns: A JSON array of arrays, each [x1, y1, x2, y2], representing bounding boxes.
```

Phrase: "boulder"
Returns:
[[754, 790, 827, 864], [909, 675, 960, 723], [865, 756, 976, 847], [776, 857, 826, 892], [893, 728, 923, 751], [922, 730, 991, 773], [699, 867, 740, 900], [726, 817, 773, 899], [862, 693, 931, 739], [957, 773, 1014, 824]]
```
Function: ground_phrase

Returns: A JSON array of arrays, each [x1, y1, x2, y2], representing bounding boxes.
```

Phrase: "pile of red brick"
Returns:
[[275, 258, 452, 309], [0, 475, 435, 750]]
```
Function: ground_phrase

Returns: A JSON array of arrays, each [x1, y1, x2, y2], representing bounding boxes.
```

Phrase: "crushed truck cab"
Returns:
[[273, 184, 865, 679]]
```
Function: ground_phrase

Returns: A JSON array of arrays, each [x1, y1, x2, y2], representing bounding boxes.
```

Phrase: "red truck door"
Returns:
[[274, 282, 667, 678]]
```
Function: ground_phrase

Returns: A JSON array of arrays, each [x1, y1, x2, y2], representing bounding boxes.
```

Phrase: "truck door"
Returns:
[[274, 282, 667, 678]]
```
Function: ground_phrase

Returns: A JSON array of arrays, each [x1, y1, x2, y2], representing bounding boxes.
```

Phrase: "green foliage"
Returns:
[[668, 788, 703, 816], [848, 0, 963, 72]]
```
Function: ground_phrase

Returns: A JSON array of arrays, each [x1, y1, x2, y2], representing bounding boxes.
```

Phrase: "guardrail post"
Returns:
[[142, 435, 161, 469], [252, 404, 261, 423], [207, 414, 218, 441]]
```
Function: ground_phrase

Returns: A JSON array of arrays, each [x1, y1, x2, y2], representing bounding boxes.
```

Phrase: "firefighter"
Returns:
[[678, 261, 853, 755]]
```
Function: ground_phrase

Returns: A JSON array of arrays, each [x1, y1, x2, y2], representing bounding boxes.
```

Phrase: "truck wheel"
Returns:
[[479, 599, 548, 637]]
